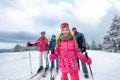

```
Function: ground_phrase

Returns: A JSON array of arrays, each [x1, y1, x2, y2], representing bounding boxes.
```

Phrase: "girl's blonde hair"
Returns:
[[57, 29, 75, 47]]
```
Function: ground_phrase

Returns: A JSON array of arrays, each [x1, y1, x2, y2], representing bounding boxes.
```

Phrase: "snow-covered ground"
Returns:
[[0, 50, 120, 80]]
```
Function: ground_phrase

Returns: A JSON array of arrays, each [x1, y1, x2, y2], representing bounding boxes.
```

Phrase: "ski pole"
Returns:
[[50, 67, 55, 80], [29, 50, 33, 74], [85, 52, 94, 80], [50, 70, 52, 80]]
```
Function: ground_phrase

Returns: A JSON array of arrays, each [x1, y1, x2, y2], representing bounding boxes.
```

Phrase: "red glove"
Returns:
[[86, 57, 92, 65], [49, 54, 56, 61]]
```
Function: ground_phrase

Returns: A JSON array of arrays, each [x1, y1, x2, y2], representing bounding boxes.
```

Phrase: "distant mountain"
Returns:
[[0, 49, 14, 53], [0, 45, 36, 53]]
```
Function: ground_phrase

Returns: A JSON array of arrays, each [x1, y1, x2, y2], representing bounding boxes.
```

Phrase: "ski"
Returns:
[[41, 71, 47, 77], [29, 70, 43, 79], [50, 72, 58, 80], [31, 68, 49, 80], [50, 75, 54, 80], [50, 69, 59, 80], [41, 68, 49, 77], [30, 73, 38, 79]]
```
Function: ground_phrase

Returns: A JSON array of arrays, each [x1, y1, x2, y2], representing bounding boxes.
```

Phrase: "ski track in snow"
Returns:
[[0, 50, 120, 80]]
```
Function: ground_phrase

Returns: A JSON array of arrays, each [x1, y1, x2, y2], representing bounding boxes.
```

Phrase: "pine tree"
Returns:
[[91, 39, 96, 50], [14, 44, 22, 52], [86, 41, 90, 50], [97, 44, 102, 50], [103, 15, 120, 52]]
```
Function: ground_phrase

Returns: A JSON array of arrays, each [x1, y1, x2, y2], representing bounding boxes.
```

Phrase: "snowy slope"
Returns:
[[0, 50, 120, 80]]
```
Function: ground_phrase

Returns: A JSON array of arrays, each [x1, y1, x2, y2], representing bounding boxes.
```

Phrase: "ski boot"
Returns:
[[84, 73, 89, 78], [42, 65, 49, 77], [50, 66, 54, 71], [56, 66, 59, 73], [45, 65, 49, 72], [37, 66, 43, 73]]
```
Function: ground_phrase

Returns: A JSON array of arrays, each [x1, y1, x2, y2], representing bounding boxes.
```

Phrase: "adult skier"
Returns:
[[72, 27, 89, 78]]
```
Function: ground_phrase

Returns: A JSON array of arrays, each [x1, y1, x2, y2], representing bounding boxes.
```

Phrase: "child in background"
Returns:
[[27, 31, 49, 73], [49, 22, 92, 80], [49, 35, 59, 72]]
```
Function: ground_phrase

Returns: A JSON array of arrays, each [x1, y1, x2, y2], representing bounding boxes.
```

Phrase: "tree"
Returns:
[[14, 44, 22, 52], [91, 39, 96, 50], [96, 44, 102, 50], [102, 15, 120, 52], [86, 41, 90, 50]]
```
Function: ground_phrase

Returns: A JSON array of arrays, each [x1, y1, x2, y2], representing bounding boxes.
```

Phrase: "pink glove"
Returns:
[[49, 54, 56, 61], [86, 57, 92, 65]]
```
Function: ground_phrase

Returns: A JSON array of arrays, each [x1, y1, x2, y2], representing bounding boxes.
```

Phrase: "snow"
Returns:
[[0, 50, 120, 80]]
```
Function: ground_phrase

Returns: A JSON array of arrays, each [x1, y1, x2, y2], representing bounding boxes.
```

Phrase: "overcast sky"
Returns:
[[0, 0, 120, 49]]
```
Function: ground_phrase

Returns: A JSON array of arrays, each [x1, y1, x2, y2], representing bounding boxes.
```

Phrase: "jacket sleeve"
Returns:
[[49, 45, 59, 61], [46, 39, 49, 50], [74, 41, 87, 62], [48, 41, 52, 50], [32, 38, 40, 46], [81, 33, 86, 48], [54, 45, 59, 56]]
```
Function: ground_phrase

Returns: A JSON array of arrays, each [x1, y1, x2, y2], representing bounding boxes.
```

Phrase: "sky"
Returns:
[[0, 0, 120, 49]]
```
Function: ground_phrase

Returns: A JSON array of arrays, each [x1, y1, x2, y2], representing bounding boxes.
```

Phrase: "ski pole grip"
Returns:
[[85, 52, 89, 59]]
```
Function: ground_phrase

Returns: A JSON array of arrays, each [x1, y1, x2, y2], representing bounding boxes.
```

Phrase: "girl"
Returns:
[[49, 22, 92, 80], [28, 31, 49, 73], [49, 35, 59, 72]]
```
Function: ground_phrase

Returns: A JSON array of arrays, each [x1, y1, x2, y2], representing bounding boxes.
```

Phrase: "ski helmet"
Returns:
[[52, 35, 56, 38], [41, 31, 45, 35]]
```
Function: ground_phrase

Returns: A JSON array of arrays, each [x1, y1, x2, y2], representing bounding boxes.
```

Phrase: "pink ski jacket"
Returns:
[[32, 37, 48, 51], [51, 40, 88, 73]]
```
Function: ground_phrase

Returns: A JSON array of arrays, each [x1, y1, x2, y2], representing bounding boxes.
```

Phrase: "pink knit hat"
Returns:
[[60, 22, 69, 29]]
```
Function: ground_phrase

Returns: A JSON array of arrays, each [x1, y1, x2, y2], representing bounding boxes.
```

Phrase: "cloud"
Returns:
[[73, 0, 112, 26], [1, 0, 119, 32], [0, 7, 40, 33], [0, 31, 37, 43], [110, 0, 120, 12], [0, 42, 20, 49], [0, 0, 120, 49], [0, 0, 45, 32], [0, 0, 73, 32]]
